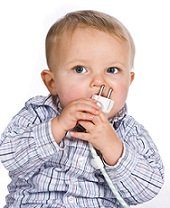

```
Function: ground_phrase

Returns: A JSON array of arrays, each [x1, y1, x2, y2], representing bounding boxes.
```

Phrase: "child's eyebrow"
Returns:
[[103, 61, 129, 69], [63, 58, 91, 66]]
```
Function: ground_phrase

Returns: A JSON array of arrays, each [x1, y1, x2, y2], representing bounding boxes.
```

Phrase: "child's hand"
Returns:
[[70, 112, 123, 166], [51, 98, 100, 144]]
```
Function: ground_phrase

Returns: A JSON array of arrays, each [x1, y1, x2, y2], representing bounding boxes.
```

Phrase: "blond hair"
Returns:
[[46, 10, 135, 69]]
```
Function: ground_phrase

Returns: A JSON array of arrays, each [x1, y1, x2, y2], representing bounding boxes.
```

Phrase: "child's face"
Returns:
[[42, 27, 134, 118]]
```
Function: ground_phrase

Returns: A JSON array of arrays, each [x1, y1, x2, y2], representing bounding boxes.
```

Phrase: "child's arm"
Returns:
[[102, 117, 164, 205], [0, 96, 62, 178], [71, 114, 164, 205], [71, 112, 124, 166]]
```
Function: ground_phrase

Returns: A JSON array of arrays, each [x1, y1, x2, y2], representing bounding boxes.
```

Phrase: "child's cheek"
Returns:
[[58, 88, 83, 107], [113, 85, 129, 107], [118, 85, 129, 102]]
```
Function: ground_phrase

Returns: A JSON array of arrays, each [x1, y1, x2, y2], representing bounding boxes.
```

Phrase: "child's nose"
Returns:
[[90, 74, 106, 88]]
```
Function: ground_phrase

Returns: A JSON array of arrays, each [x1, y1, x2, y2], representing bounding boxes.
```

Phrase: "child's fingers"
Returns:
[[75, 112, 97, 122], [70, 131, 90, 142], [78, 120, 94, 132], [68, 99, 101, 116], [72, 98, 100, 110]]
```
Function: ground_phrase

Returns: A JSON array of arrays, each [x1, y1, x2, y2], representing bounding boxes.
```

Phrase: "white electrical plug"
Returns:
[[92, 94, 114, 113], [92, 85, 114, 114]]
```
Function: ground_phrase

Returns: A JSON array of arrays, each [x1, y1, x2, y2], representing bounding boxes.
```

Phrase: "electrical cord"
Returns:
[[89, 143, 130, 208]]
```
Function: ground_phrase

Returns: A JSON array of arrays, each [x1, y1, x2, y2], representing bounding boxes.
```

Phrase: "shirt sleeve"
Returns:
[[0, 102, 62, 179], [104, 116, 164, 205]]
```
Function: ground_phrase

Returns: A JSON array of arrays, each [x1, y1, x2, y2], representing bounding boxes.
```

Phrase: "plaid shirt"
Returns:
[[0, 95, 164, 208]]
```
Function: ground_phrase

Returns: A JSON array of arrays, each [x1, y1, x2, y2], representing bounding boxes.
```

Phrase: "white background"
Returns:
[[0, 0, 170, 207]]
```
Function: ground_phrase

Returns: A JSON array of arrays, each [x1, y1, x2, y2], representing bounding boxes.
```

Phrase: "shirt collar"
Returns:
[[43, 95, 62, 114], [109, 104, 127, 129]]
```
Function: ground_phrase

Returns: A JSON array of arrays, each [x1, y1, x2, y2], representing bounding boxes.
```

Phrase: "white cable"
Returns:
[[89, 143, 130, 208]]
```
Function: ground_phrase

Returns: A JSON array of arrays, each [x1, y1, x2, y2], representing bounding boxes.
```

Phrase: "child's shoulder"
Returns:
[[9, 95, 56, 126], [123, 114, 140, 126], [23, 95, 57, 111], [25, 95, 50, 107], [23, 94, 56, 115], [121, 114, 146, 136]]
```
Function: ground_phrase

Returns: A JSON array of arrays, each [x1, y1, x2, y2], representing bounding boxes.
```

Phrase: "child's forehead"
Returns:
[[56, 27, 132, 62], [56, 25, 128, 46], [53, 27, 132, 67], [47, 26, 133, 69]]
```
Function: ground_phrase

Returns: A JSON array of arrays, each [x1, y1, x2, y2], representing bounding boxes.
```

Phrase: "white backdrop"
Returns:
[[0, 0, 170, 207]]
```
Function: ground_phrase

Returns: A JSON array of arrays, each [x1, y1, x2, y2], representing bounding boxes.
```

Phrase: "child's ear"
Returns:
[[130, 71, 135, 85], [41, 69, 57, 95]]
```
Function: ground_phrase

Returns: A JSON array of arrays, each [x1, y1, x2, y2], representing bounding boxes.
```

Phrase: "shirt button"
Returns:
[[79, 157, 84, 163], [68, 196, 75, 203], [77, 157, 84, 168]]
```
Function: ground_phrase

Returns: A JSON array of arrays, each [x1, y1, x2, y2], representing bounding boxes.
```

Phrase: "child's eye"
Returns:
[[73, 65, 87, 74], [107, 67, 119, 74]]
